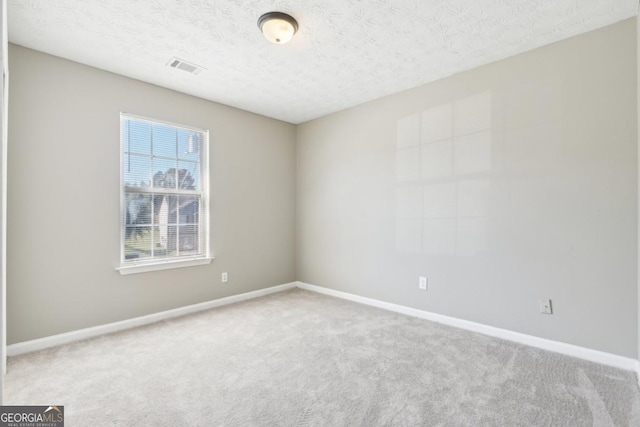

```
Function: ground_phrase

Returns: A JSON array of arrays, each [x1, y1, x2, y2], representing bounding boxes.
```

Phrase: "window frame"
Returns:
[[117, 113, 212, 275]]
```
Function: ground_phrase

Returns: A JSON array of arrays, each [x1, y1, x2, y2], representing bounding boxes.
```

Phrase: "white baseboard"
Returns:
[[8, 280, 640, 375], [296, 282, 639, 372], [7, 282, 297, 357]]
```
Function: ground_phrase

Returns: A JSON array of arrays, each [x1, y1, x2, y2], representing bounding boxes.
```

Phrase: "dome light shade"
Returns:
[[258, 12, 298, 44]]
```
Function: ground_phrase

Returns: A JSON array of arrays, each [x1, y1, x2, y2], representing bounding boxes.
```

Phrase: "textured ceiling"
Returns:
[[7, 0, 639, 124]]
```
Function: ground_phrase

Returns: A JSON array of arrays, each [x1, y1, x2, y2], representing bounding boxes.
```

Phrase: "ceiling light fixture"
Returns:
[[257, 12, 298, 44]]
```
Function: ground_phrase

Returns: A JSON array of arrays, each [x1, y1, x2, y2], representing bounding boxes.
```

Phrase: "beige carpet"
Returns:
[[4, 288, 640, 426]]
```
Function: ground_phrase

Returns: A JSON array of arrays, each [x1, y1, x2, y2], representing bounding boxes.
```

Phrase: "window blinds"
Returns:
[[121, 114, 208, 263]]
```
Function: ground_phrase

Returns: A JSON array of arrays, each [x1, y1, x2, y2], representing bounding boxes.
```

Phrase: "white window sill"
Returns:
[[116, 257, 213, 275]]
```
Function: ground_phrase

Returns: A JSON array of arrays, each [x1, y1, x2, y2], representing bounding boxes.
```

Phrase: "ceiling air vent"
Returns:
[[167, 57, 204, 75]]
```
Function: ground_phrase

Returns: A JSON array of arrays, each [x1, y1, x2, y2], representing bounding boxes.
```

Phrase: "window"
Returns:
[[118, 113, 211, 274]]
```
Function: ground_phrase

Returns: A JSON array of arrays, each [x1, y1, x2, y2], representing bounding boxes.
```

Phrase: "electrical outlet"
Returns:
[[419, 276, 428, 290], [539, 298, 552, 314], [222, 272, 228, 283]]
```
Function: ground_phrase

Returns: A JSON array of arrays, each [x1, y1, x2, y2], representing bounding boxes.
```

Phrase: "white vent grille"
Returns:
[[167, 57, 204, 75]]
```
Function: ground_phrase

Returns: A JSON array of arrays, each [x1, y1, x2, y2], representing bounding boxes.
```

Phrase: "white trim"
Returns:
[[120, 112, 208, 134], [8, 280, 639, 374], [7, 282, 297, 357], [296, 282, 639, 372], [116, 256, 213, 275]]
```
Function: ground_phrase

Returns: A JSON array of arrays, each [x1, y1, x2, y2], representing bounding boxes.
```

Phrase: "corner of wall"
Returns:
[[637, 14, 640, 370], [636, 17, 640, 372]]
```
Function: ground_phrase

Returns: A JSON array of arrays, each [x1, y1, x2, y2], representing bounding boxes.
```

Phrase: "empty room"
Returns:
[[0, 0, 639, 425]]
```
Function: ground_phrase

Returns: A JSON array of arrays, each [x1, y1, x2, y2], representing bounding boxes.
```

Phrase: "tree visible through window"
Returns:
[[121, 114, 208, 265]]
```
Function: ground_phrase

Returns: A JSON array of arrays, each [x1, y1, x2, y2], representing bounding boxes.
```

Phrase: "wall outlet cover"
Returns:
[[539, 298, 552, 314]]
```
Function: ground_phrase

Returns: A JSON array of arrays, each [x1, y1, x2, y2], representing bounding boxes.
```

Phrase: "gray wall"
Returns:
[[7, 44, 297, 344], [8, 20, 640, 360], [297, 19, 638, 357]]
